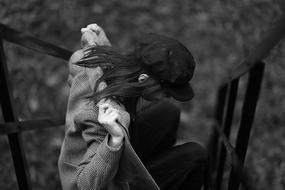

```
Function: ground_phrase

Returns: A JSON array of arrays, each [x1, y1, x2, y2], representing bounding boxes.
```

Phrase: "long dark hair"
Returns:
[[74, 45, 160, 113]]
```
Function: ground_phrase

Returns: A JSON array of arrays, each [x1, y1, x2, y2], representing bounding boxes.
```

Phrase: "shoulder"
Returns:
[[68, 49, 104, 92], [69, 49, 85, 78]]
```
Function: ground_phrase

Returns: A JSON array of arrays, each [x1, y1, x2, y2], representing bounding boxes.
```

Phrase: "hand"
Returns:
[[98, 103, 130, 147], [80, 23, 111, 48]]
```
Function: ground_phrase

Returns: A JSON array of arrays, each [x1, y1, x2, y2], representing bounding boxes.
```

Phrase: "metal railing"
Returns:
[[0, 11, 285, 190], [0, 24, 71, 190], [208, 12, 285, 190]]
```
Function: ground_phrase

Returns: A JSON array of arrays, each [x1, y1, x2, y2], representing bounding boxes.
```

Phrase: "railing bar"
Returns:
[[209, 84, 228, 169], [214, 84, 231, 169], [0, 118, 64, 135], [215, 79, 239, 190], [0, 23, 72, 61], [228, 62, 265, 190], [206, 84, 228, 190], [214, 122, 254, 190], [0, 12, 283, 85], [221, 13, 285, 85], [0, 39, 32, 190]]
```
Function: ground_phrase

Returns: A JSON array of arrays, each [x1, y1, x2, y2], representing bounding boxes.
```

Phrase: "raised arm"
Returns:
[[71, 24, 129, 189]]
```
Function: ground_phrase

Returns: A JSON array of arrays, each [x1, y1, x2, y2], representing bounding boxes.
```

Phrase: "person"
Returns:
[[58, 24, 207, 190]]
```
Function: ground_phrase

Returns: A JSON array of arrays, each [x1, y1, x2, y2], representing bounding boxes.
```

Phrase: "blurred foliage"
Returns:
[[0, 0, 284, 189]]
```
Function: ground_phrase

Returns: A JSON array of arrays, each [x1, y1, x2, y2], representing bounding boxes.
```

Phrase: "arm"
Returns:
[[74, 107, 124, 190], [70, 25, 128, 190], [79, 24, 128, 149], [75, 102, 130, 189]]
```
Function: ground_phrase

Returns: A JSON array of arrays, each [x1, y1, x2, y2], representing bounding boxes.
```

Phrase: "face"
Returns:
[[138, 73, 170, 99], [137, 73, 170, 111]]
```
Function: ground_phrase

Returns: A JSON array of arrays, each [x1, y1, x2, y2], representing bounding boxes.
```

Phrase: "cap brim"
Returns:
[[164, 83, 194, 101]]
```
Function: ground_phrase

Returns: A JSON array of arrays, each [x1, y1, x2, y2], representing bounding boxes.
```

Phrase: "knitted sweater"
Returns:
[[58, 49, 159, 190]]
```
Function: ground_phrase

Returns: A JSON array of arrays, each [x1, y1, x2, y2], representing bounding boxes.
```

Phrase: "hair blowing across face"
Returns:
[[74, 45, 162, 113]]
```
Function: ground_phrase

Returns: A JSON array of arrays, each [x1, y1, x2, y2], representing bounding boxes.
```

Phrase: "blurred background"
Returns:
[[0, 0, 284, 189]]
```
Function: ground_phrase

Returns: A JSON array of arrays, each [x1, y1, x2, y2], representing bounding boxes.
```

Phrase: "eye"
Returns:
[[138, 74, 149, 83]]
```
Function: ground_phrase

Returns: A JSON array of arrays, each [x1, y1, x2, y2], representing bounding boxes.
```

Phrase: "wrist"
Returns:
[[108, 135, 124, 148]]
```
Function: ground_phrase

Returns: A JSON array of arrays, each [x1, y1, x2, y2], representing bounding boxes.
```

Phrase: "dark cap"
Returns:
[[135, 33, 196, 101]]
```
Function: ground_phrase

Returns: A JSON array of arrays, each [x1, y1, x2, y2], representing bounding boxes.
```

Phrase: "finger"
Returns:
[[110, 111, 120, 122], [97, 98, 106, 106], [87, 24, 100, 35], [87, 24, 98, 29], [105, 107, 113, 115], [99, 103, 110, 109], [97, 81, 107, 92], [98, 104, 110, 115], [81, 28, 89, 34], [99, 103, 117, 115], [115, 116, 123, 127]]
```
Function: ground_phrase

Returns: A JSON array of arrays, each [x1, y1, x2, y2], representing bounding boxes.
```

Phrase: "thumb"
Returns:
[[98, 103, 110, 115], [97, 81, 107, 92]]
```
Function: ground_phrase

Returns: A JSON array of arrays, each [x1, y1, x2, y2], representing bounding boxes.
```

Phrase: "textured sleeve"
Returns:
[[74, 107, 124, 190]]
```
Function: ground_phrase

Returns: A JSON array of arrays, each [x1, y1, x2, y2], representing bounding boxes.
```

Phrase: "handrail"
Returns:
[[221, 13, 285, 85], [228, 62, 265, 190], [0, 118, 64, 135], [0, 12, 284, 83], [213, 121, 254, 190], [0, 38, 32, 189], [211, 62, 265, 190], [0, 23, 72, 61], [215, 79, 239, 190]]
